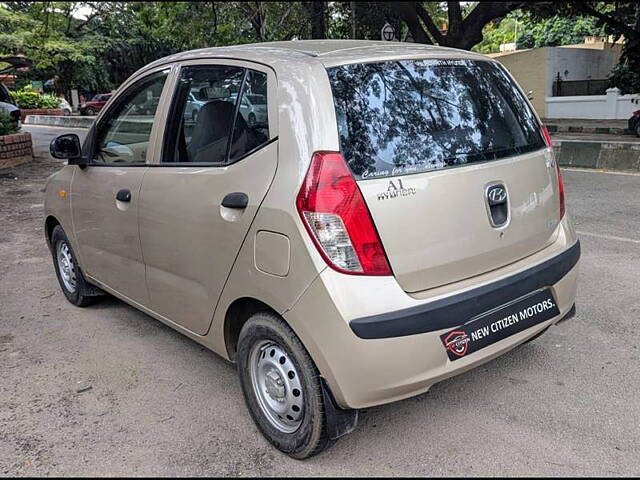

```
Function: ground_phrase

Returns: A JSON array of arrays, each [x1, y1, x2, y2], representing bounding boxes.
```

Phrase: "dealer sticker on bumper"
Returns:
[[440, 289, 560, 361]]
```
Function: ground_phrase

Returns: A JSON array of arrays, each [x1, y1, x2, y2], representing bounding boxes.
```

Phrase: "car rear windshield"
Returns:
[[327, 59, 545, 180]]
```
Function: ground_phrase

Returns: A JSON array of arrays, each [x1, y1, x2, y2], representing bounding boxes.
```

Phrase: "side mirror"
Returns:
[[50, 134, 86, 166]]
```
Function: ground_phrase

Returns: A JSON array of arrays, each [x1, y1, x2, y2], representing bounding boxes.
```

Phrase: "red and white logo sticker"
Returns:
[[443, 331, 469, 357]]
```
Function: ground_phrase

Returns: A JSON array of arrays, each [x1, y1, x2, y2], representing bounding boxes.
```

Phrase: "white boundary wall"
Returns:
[[546, 88, 639, 119]]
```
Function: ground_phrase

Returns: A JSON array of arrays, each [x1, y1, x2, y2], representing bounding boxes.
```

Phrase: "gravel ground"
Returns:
[[1, 151, 639, 476]]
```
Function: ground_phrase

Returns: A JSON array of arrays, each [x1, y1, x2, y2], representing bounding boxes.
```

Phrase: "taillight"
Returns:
[[541, 125, 553, 148], [541, 125, 565, 219], [556, 160, 566, 219], [296, 152, 392, 276]]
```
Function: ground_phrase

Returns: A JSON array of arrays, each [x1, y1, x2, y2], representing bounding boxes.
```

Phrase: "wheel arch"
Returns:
[[45, 215, 61, 250], [223, 296, 280, 362]]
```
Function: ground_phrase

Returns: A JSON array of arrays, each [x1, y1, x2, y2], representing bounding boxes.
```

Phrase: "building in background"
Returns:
[[487, 36, 638, 119]]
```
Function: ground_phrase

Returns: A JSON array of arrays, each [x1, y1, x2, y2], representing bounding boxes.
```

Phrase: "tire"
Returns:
[[237, 312, 331, 459], [50, 225, 102, 307], [85, 107, 96, 116], [248, 113, 256, 127], [635, 123, 640, 138]]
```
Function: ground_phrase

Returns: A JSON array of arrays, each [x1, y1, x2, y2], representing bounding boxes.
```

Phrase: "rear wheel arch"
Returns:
[[224, 297, 280, 362]]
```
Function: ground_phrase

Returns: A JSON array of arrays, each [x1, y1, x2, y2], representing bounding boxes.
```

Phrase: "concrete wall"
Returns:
[[546, 46, 621, 95], [556, 140, 640, 171], [489, 48, 549, 114], [489, 42, 623, 116], [546, 88, 640, 119]]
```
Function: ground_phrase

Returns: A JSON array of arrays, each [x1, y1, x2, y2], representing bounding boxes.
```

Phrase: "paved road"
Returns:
[[552, 132, 640, 144], [1, 149, 639, 474]]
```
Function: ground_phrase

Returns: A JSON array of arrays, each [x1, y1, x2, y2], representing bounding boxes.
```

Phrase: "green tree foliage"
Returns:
[[0, 1, 315, 94], [473, 12, 607, 54], [1, 2, 638, 95], [516, 14, 607, 49]]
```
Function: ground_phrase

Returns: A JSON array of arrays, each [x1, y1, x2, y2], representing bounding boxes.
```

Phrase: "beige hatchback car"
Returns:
[[45, 40, 579, 458]]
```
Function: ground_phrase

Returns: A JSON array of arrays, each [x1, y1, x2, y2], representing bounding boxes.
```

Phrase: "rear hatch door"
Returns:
[[327, 58, 561, 292]]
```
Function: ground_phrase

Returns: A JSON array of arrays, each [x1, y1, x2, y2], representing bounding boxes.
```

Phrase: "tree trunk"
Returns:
[[391, 1, 524, 50], [309, 1, 326, 39], [351, 1, 356, 39]]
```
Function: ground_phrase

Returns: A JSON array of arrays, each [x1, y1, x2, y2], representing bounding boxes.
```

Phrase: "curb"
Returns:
[[24, 115, 94, 129], [554, 140, 640, 172], [546, 124, 633, 136]]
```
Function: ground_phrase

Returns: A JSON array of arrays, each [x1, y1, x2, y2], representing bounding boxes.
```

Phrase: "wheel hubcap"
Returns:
[[56, 241, 77, 293], [249, 340, 304, 433]]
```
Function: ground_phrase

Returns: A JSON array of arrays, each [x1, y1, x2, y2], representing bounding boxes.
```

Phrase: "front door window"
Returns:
[[95, 70, 169, 164]]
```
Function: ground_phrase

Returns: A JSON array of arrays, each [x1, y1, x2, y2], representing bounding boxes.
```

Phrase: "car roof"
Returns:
[[138, 40, 489, 75]]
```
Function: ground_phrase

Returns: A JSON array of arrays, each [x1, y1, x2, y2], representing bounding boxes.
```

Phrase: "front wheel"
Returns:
[[85, 107, 96, 116], [51, 225, 102, 307], [635, 123, 640, 138], [237, 312, 331, 459]]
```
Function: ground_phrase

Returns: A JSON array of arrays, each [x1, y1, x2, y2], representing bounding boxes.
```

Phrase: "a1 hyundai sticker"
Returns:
[[439, 289, 560, 361]]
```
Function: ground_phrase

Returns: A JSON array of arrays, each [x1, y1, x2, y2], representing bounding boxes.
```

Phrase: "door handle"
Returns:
[[221, 192, 248, 209], [116, 189, 131, 202]]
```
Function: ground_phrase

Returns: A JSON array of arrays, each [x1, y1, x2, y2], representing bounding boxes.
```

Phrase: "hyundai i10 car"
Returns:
[[44, 40, 579, 459]]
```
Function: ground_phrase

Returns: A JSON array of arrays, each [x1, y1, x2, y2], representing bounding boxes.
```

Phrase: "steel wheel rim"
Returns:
[[56, 241, 77, 293], [249, 340, 304, 433]]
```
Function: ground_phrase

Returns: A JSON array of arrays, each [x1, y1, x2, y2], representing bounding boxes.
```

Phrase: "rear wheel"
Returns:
[[635, 123, 640, 138], [85, 106, 96, 116], [237, 312, 331, 459], [51, 225, 102, 307]]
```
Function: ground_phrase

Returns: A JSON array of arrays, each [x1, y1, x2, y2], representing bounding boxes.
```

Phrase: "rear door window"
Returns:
[[162, 65, 269, 165], [327, 59, 544, 180]]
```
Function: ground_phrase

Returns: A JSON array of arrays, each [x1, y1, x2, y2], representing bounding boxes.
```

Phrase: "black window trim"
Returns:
[[159, 64, 274, 168]]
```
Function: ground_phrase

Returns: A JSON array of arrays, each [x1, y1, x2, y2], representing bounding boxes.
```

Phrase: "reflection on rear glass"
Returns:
[[327, 59, 544, 180]]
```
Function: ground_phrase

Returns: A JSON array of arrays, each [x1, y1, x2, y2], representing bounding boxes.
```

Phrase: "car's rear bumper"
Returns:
[[349, 240, 579, 339], [284, 216, 580, 409]]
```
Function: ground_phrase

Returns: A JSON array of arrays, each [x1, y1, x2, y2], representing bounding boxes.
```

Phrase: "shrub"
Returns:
[[0, 111, 20, 136], [9, 87, 59, 109], [609, 62, 640, 95]]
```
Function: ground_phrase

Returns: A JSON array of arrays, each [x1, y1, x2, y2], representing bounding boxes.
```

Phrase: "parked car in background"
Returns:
[[58, 96, 72, 116], [228, 92, 267, 127], [45, 40, 579, 459], [80, 93, 112, 115], [0, 81, 21, 126], [184, 90, 206, 122], [629, 110, 640, 137]]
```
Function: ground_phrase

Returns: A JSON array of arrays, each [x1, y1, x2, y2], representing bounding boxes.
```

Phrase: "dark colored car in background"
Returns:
[[629, 110, 640, 138], [80, 93, 112, 116], [0, 82, 21, 126]]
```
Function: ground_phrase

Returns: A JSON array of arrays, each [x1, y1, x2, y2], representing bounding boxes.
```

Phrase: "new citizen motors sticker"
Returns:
[[440, 289, 560, 361]]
